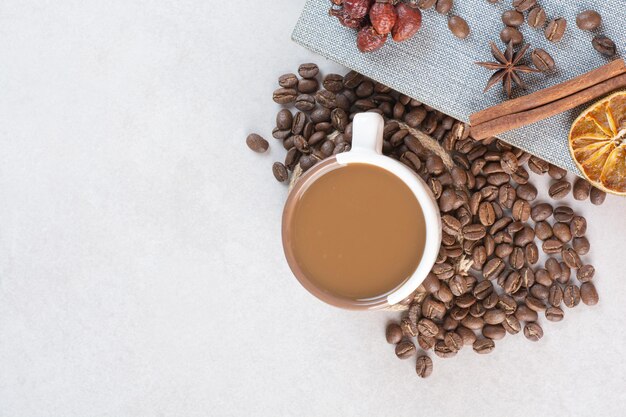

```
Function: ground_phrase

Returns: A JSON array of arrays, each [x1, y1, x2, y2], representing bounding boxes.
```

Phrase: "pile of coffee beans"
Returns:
[[249, 62, 603, 379]]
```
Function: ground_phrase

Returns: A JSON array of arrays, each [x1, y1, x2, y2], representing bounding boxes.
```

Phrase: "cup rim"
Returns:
[[281, 154, 442, 310]]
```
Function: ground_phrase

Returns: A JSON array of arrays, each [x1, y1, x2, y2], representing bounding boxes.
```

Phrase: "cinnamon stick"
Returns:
[[470, 59, 626, 127], [470, 72, 626, 140]]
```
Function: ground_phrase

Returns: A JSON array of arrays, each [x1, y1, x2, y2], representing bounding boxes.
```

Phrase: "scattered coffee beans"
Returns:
[[254, 64, 601, 380], [448, 15, 471, 39], [246, 133, 269, 153], [545, 18, 567, 42], [531, 49, 555, 72]]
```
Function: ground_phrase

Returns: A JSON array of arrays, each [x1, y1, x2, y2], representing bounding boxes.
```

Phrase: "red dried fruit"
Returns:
[[329, 7, 365, 29], [392, 3, 422, 42], [357, 25, 387, 52], [343, 0, 371, 20], [370, 1, 398, 35]]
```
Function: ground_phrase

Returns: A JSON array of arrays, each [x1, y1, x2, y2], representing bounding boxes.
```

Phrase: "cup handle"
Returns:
[[351, 113, 384, 154]]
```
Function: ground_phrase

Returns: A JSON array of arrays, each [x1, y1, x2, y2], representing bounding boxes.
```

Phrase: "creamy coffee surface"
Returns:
[[290, 163, 426, 300]]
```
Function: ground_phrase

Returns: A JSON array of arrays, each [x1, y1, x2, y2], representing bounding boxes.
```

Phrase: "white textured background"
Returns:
[[0, 1, 625, 416]]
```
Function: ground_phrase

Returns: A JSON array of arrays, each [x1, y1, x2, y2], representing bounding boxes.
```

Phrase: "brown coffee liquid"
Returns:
[[290, 163, 426, 300]]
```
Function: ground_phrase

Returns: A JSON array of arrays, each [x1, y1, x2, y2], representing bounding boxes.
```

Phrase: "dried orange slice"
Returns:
[[569, 91, 626, 195]]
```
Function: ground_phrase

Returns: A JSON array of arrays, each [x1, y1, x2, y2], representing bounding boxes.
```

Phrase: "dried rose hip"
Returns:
[[329, 7, 365, 29], [370, 1, 397, 35], [357, 25, 387, 52], [391, 3, 422, 42], [343, 0, 371, 20]]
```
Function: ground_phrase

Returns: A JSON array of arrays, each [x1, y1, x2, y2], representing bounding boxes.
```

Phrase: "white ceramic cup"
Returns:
[[282, 113, 442, 309]]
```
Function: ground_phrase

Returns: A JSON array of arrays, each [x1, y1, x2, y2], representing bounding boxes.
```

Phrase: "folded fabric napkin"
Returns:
[[292, 0, 625, 175]]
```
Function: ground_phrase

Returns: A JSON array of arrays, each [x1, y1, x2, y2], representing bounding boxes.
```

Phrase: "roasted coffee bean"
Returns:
[[278, 73, 298, 88], [543, 238, 563, 254], [295, 94, 315, 111], [531, 48, 555, 72], [509, 247, 525, 269], [572, 236, 590, 256], [531, 203, 553, 221], [548, 164, 567, 179], [463, 224, 486, 241], [291, 111, 306, 135], [308, 131, 326, 147], [577, 264, 595, 283], [272, 162, 289, 183], [315, 90, 337, 109], [570, 216, 587, 237], [554, 206, 574, 222], [442, 316, 459, 331], [502, 10, 524, 27], [482, 292, 499, 310], [545, 306, 564, 322], [461, 315, 484, 330], [563, 284, 581, 308], [500, 26, 523, 45], [580, 282, 599, 305], [490, 217, 512, 235], [435, 0, 453, 14], [396, 340, 417, 359], [473, 338, 495, 354], [529, 156, 549, 174], [484, 309, 506, 325], [320, 140, 335, 157], [330, 108, 348, 132], [527, 7, 547, 28], [321, 74, 343, 93], [416, 326, 436, 347], [498, 294, 517, 315], [473, 280, 493, 300], [499, 184, 516, 209], [562, 247, 582, 269], [549, 180, 571, 199], [512, 199, 531, 221], [298, 78, 319, 94], [573, 178, 591, 200], [444, 332, 463, 351], [530, 284, 549, 300], [390, 129, 409, 147], [457, 326, 476, 346], [293, 135, 310, 154], [503, 271, 522, 294], [273, 87, 298, 104], [343, 71, 363, 89], [548, 284, 563, 306], [545, 257, 562, 281], [525, 242, 539, 264], [512, 166, 529, 185], [449, 275, 468, 297], [482, 324, 506, 340], [525, 296, 546, 312], [426, 154, 445, 175], [422, 298, 447, 319], [473, 245, 488, 268], [515, 305, 538, 322], [272, 127, 291, 140], [524, 322, 543, 341], [535, 269, 552, 287], [534, 221, 552, 241], [415, 355, 434, 378], [405, 107, 427, 127], [355, 80, 374, 98], [590, 187, 606, 205], [553, 222, 572, 243], [478, 202, 495, 226], [592, 35, 616, 57], [450, 306, 469, 321], [518, 267, 534, 289], [386, 323, 403, 344], [456, 294, 477, 309], [276, 109, 293, 131], [545, 18, 567, 42], [400, 316, 418, 338], [417, 318, 439, 337], [575, 9, 602, 30], [448, 15, 470, 39], [502, 315, 521, 334], [517, 183, 537, 201], [298, 63, 319, 79], [513, 0, 536, 12], [246, 133, 269, 153], [451, 166, 467, 187], [434, 341, 457, 358], [470, 303, 486, 319]]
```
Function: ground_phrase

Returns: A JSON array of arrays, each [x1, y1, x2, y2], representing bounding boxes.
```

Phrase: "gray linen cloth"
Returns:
[[292, 0, 625, 175]]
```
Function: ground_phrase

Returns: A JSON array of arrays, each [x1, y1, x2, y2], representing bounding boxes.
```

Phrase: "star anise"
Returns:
[[476, 41, 539, 98]]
